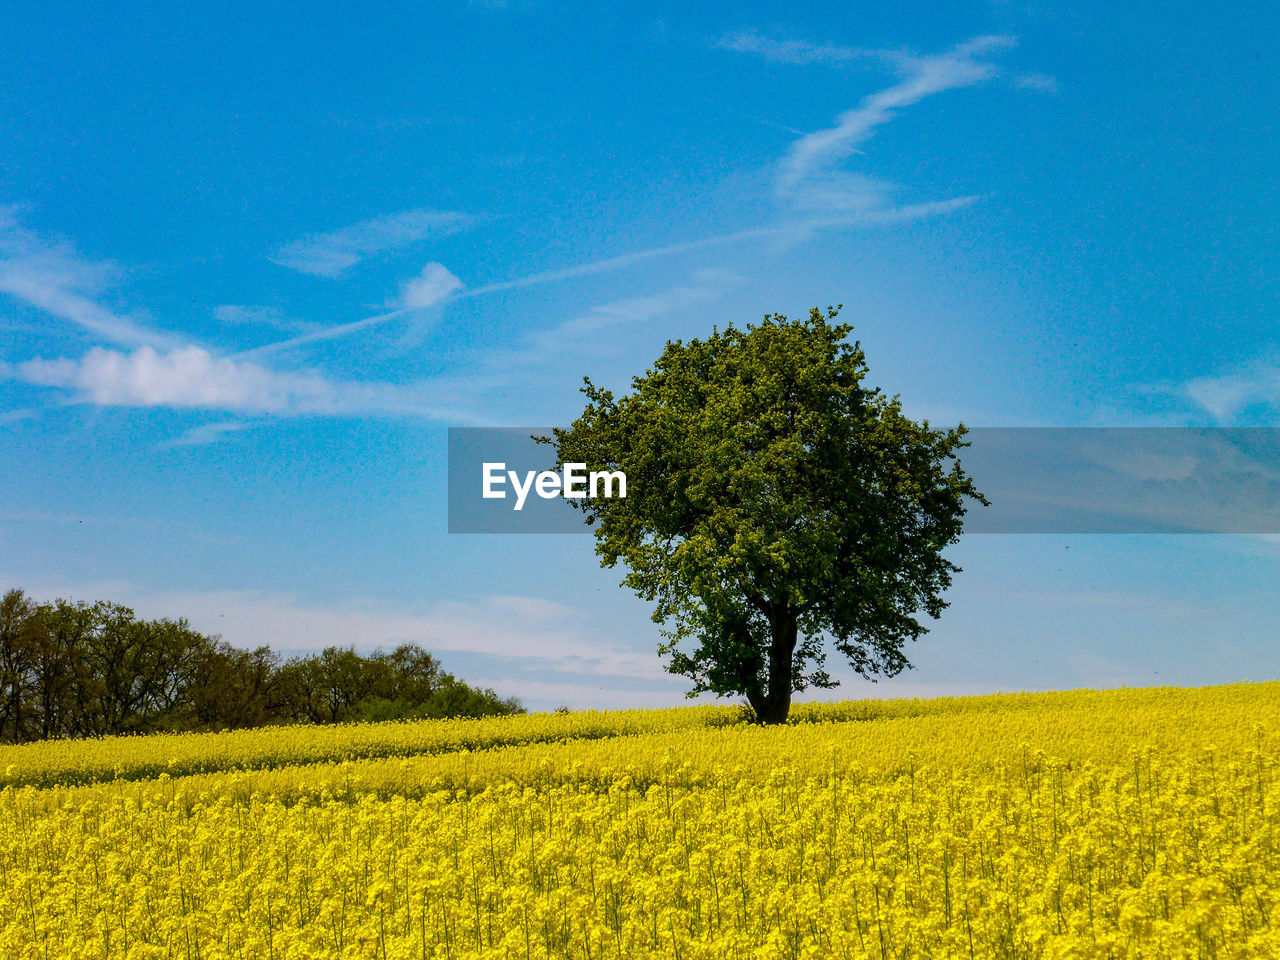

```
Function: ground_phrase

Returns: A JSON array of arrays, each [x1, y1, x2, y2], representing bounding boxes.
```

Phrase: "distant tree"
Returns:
[[274, 650, 342, 724], [545, 307, 986, 724], [0, 587, 523, 741], [31, 599, 92, 739], [385, 644, 442, 703], [0, 590, 38, 743], [147, 619, 212, 723], [186, 640, 279, 730], [76, 601, 159, 736], [411, 673, 523, 720], [285, 645, 523, 724]]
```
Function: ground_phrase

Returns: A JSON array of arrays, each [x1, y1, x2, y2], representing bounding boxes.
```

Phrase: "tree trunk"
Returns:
[[748, 610, 798, 725]]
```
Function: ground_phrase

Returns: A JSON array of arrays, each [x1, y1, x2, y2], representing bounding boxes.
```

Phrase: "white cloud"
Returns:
[[1182, 367, 1280, 421], [15, 345, 478, 420], [1015, 72, 1060, 94], [271, 208, 471, 277], [778, 35, 1015, 199], [240, 37, 1012, 364], [244, 194, 980, 363], [234, 308, 409, 360], [783, 171, 899, 214], [524, 268, 744, 352], [713, 29, 899, 69], [390, 261, 463, 309], [213, 304, 319, 334], [166, 420, 263, 448], [428, 271, 748, 410], [20, 346, 328, 413], [1145, 358, 1280, 422], [471, 197, 981, 296], [342, 270, 750, 423], [243, 232, 779, 360], [0, 407, 36, 426], [236, 263, 463, 359], [461, 226, 789, 298], [716, 32, 1025, 220], [0, 206, 180, 348]]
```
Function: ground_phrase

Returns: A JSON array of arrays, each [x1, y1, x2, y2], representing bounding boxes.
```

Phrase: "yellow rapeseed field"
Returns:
[[2, 683, 1278, 959]]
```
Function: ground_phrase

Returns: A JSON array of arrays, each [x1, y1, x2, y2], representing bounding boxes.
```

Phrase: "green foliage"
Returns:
[[278, 647, 522, 724], [0, 588, 523, 742], [546, 307, 986, 723]]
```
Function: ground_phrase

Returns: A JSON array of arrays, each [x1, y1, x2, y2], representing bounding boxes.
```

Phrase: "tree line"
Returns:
[[0, 588, 522, 744]]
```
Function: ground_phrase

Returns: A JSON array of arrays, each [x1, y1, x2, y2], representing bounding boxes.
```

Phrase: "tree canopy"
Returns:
[[545, 307, 986, 723], [0, 588, 522, 743]]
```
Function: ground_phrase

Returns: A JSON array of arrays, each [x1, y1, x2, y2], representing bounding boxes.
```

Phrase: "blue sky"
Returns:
[[2, 0, 1279, 710]]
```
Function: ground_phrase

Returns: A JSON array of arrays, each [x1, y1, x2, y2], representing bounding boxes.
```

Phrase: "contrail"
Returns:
[[240, 200, 976, 359]]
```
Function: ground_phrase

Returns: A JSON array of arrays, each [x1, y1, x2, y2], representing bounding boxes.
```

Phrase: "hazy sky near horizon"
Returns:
[[3, 1, 1279, 710]]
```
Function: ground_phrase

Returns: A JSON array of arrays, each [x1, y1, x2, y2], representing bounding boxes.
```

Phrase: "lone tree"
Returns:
[[545, 307, 986, 724]]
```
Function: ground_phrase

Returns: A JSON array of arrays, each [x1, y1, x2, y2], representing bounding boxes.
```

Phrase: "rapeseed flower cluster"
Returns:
[[1, 683, 1276, 958]]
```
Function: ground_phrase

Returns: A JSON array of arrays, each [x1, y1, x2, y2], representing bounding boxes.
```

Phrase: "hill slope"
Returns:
[[2, 683, 1277, 958]]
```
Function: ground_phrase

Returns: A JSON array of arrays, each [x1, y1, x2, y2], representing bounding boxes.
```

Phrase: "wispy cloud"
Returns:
[[342, 270, 749, 424], [213, 304, 320, 335], [460, 202, 968, 299], [1015, 72, 1060, 94], [243, 232, 789, 361], [714, 29, 903, 69], [235, 308, 409, 360], [460, 226, 786, 299], [523, 268, 745, 355], [271, 208, 471, 277], [243, 200, 973, 361], [0, 407, 37, 427], [716, 29, 1055, 99], [715, 32, 1020, 220], [777, 35, 1015, 199], [710, 102, 809, 136], [238, 262, 463, 360], [1179, 363, 1280, 421], [0, 207, 180, 348], [238, 35, 1014, 362], [165, 419, 264, 448], [15, 345, 479, 420], [388, 261, 463, 310]]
